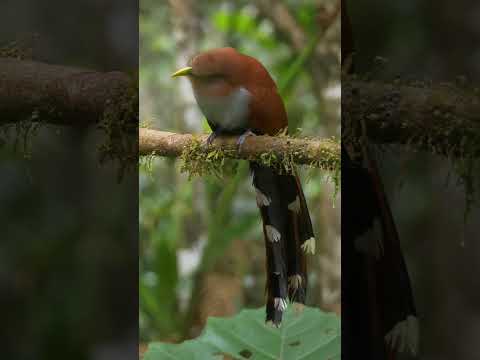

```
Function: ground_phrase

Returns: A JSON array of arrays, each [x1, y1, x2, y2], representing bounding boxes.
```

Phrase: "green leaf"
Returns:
[[212, 10, 231, 32], [212, 10, 257, 35], [235, 13, 256, 34], [144, 306, 340, 360]]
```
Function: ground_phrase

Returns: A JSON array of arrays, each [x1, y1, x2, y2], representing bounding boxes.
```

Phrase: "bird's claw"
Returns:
[[237, 129, 255, 152], [206, 132, 218, 146]]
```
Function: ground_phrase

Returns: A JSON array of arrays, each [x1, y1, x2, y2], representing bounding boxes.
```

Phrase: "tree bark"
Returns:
[[1, 58, 478, 158], [139, 128, 340, 170], [343, 78, 480, 156], [0, 58, 135, 126]]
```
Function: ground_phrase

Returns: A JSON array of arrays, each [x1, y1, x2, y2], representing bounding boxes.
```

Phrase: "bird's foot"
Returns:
[[237, 129, 255, 152], [206, 131, 219, 146]]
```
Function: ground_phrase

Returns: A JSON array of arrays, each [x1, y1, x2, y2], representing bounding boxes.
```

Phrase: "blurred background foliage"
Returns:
[[139, 0, 340, 347]]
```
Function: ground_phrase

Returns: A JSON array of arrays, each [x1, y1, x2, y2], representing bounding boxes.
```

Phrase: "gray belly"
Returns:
[[194, 87, 251, 132]]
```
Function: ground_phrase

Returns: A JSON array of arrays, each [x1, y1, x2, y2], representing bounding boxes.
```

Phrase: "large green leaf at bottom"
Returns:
[[144, 306, 340, 360]]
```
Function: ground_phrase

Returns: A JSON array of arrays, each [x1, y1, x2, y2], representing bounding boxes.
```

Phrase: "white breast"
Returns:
[[193, 87, 251, 131]]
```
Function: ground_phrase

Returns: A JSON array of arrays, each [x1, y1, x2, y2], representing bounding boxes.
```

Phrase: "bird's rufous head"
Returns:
[[171, 47, 288, 135], [171, 47, 275, 89]]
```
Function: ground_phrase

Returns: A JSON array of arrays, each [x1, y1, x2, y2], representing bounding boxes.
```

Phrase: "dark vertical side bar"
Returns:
[[0, 1, 139, 359], [342, 0, 480, 359]]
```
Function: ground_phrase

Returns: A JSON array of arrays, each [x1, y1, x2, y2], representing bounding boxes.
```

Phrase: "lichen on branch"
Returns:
[[342, 76, 480, 157], [139, 128, 340, 177], [0, 57, 138, 180], [343, 75, 480, 213]]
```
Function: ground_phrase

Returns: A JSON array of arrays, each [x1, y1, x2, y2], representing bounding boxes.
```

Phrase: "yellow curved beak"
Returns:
[[171, 66, 193, 78]]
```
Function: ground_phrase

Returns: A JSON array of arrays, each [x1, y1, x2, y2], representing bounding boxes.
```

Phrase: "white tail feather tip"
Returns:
[[301, 237, 316, 254], [266, 225, 281, 242], [255, 188, 271, 207], [288, 196, 300, 213], [384, 315, 419, 356], [288, 274, 303, 290], [274, 297, 288, 312]]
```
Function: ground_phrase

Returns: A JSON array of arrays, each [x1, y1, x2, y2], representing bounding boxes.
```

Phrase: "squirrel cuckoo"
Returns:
[[342, 1, 418, 359], [172, 47, 315, 326]]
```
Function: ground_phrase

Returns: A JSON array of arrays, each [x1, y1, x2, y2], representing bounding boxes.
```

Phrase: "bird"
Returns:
[[341, 1, 418, 359], [172, 47, 315, 326]]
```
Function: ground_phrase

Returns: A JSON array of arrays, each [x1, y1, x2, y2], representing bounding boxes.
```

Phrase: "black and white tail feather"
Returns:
[[251, 162, 315, 326], [342, 144, 419, 359]]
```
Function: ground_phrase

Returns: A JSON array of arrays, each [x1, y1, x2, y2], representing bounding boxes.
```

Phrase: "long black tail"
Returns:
[[342, 145, 418, 359], [250, 162, 315, 325]]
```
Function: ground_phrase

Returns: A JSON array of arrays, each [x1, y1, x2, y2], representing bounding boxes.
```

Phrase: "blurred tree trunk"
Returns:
[[169, 0, 202, 133], [169, 1, 207, 338], [169, 0, 204, 249]]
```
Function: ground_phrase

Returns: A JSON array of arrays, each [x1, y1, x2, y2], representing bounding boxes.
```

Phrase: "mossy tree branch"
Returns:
[[2, 59, 479, 160], [0, 58, 138, 180], [343, 77, 480, 157], [139, 128, 340, 171], [0, 58, 136, 126]]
